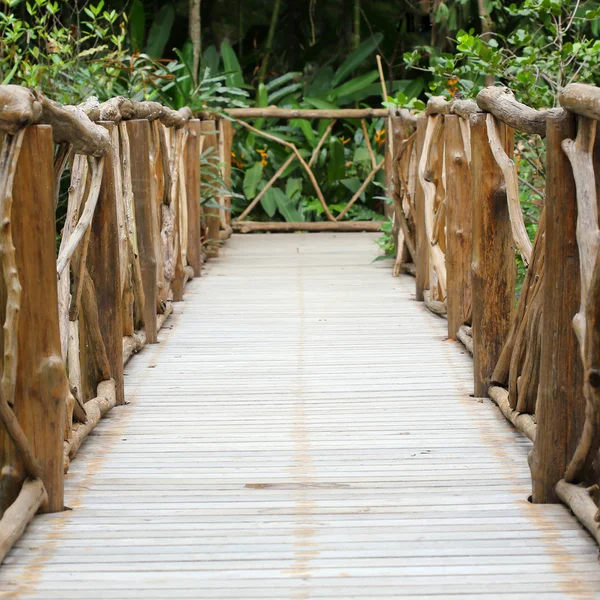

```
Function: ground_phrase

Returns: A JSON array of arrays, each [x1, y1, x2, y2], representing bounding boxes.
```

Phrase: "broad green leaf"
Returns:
[[303, 97, 339, 111], [221, 41, 244, 87], [353, 147, 371, 163], [260, 188, 277, 218], [129, 0, 145, 52], [273, 188, 303, 222], [306, 67, 335, 97], [265, 71, 302, 92], [256, 83, 269, 107], [291, 119, 315, 147], [243, 163, 264, 200], [202, 45, 220, 76], [341, 177, 364, 201], [267, 82, 303, 105], [331, 71, 379, 101], [328, 136, 346, 183], [285, 178, 303, 200], [145, 4, 175, 58], [332, 33, 384, 87]]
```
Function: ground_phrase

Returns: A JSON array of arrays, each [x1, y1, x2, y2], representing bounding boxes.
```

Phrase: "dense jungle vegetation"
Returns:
[[1, 0, 599, 227]]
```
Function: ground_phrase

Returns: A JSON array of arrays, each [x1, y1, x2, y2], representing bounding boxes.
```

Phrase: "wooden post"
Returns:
[[185, 120, 203, 276], [444, 115, 472, 338], [126, 120, 158, 344], [219, 118, 234, 227], [87, 123, 124, 404], [530, 113, 585, 503], [0, 125, 66, 513], [200, 120, 220, 257], [414, 116, 428, 301], [470, 113, 516, 397]]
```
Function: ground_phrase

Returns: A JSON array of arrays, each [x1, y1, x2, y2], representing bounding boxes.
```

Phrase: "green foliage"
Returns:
[[145, 4, 175, 59], [405, 0, 600, 108]]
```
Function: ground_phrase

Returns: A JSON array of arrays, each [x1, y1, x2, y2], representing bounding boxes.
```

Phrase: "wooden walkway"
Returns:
[[1, 233, 599, 599]]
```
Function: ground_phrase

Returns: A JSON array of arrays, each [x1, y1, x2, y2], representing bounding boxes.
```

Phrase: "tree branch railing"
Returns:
[[0, 85, 232, 564], [390, 82, 600, 545]]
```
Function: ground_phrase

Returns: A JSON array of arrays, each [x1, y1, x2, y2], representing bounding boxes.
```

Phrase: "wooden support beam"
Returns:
[[414, 117, 428, 301], [470, 113, 515, 397], [185, 120, 203, 275], [219, 107, 389, 119], [126, 120, 158, 343], [232, 221, 382, 233], [530, 113, 585, 503], [444, 115, 472, 338], [201, 120, 220, 257], [88, 122, 124, 404], [219, 118, 234, 227], [0, 125, 66, 513]]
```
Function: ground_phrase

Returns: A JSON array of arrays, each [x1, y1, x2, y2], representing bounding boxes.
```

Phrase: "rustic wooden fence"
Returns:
[[389, 82, 600, 544], [0, 85, 233, 562]]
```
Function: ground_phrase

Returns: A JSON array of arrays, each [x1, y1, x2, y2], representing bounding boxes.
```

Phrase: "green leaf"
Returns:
[[256, 83, 269, 107], [129, 0, 145, 52], [243, 163, 264, 200], [303, 97, 339, 111], [261, 187, 277, 218], [265, 71, 302, 92], [332, 33, 384, 87], [273, 188, 303, 222], [202, 45, 220, 76], [291, 119, 315, 147], [331, 70, 380, 101], [145, 4, 175, 58], [328, 136, 346, 184], [268, 82, 303, 105], [285, 178, 303, 200], [221, 41, 244, 87], [353, 147, 371, 163]]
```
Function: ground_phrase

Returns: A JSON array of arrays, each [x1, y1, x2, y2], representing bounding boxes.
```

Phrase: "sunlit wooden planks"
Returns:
[[1, 233, 599, 599]]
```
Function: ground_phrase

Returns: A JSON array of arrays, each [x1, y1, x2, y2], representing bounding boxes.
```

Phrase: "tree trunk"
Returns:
[[189, 0, 201, 85], [258, 0, 282, 82]]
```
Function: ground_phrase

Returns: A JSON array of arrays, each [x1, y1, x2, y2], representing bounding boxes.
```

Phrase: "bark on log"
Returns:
[[0, 478, 47, 565], [450, 99, 481, 119], [444, 115, 472, 338], [476, 86, 563, 137], [457, 325, 474, 355], [1, 125, 67, 513], [488, 386, 536, 442], [232, 221, 383, 233], [530, 113, 585, 503], [414, 117, 429, 301], [470, 114, 516, 397], [0, 86, 42, 134], [559, 83, 600, 121], [185, 120, 203, 275], [63, 379, 116, 467], [221, 107, 389, 119], [87, 123, 124, 404], [426, 96, 451, 116], [126, 120, 158, 344]]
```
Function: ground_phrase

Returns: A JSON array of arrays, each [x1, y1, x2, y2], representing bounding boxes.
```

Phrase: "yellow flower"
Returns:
[[340, 136, 351, 145], [375, 128, 386, 147]]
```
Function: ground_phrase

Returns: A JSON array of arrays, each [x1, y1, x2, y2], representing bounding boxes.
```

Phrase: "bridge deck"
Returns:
[[1, 233, 599, 599]]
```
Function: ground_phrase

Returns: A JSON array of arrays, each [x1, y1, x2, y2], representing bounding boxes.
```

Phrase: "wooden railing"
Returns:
[[390, 82, 600, 544], [0, 86, 233, 562]]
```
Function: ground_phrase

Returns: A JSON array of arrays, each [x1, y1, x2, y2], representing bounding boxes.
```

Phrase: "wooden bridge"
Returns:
[[0, 83, 599, 598], [0, 233, 599, 598]]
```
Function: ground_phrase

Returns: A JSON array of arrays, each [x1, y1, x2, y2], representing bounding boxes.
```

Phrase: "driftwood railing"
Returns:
[[389, 83, 600, 544], [0, 85, 233, 563]]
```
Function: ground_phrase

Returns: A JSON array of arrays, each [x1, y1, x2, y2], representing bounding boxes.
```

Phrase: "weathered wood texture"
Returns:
[[200, 120, 220, 257], [530, 114, 586, 503], [444, 115, 472, 338], [185, 120, 202, 276], [470, 114, 516, 397], [88, 123, 124, 404], [1, 234, 599, 598], [414, 117, 428, 301], [218, 118, 233, 227], [0, 126, 66, 513], [126, 120, 158, 344]]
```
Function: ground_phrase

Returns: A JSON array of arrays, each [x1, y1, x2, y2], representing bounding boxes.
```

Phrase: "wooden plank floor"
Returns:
[[1, 232, 600, 599]]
